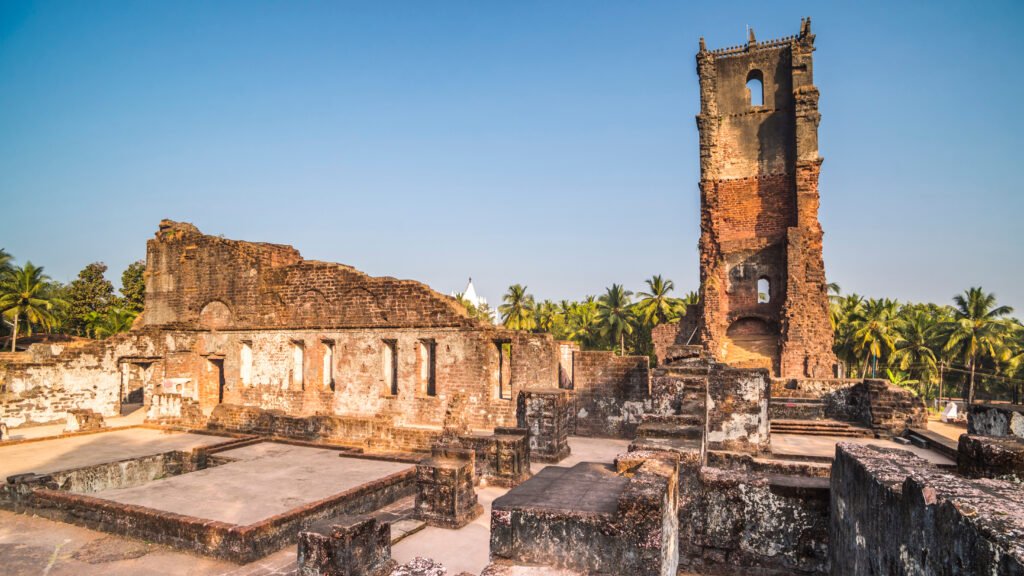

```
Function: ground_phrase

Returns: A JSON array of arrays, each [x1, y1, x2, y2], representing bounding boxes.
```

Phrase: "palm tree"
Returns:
[[681, 291, 700, 306], [0, 249, 12, 278], [832, 294, 865, 374], [568, 297, 601, 347], [94, 307, 138, 339], [597, 284, 634, 355], [635, 275, 686, 328], [0, 262, 66, 351], [942, 287, 1014, 405], [851, 298, 902, 378], [891, 309, 938, 398], [535, 300, 559, 333], [499, 284, 536, 331]]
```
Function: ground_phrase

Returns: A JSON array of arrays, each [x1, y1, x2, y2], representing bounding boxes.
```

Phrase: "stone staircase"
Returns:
[[642, 346, 711, 446], [769, 396, 826, 420], [771, 419, 874, 438]]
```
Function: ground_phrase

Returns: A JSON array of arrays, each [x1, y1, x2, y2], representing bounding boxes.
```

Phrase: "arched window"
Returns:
[[746, 69, 764, 107], [757, 278, 771, 304]]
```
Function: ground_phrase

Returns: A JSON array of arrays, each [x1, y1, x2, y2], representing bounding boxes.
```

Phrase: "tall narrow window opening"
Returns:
[[418, 340, 437, 396], [383, 340, 398, 396], [496, 341, 512, 399], [757, 278, 771, 304], [240, 341, 253, 387], [746, 69, 764, 107], [291, 341, 304, 390], [322, 340, 334, 391]]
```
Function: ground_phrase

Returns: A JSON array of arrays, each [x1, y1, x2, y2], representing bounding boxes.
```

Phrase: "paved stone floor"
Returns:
[[3, 408, 146, 442], [0, 436, 630, 575], [0, 428, 230, 478], [926, 418, 968, 441], [771, 433, 955, 465], [92, 442, 413, 524]]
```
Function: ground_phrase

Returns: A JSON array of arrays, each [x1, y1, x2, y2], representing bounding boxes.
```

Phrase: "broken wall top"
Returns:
[[141, 220, 482, 331]]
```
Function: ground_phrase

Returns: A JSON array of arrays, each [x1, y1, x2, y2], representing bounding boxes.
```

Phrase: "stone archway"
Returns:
[[724, 317, 779, 373], [198, 301, 232, 330]]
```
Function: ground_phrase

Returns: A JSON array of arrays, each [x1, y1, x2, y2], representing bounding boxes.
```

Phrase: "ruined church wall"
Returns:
[[570, 351, 651, 438], [0, 332, 166, 428], [200, 327, 557, 430], [143, 221, 477, 332]]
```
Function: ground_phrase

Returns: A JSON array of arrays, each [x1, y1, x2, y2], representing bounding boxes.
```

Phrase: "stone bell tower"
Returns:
[[695, 18, 835, 378]]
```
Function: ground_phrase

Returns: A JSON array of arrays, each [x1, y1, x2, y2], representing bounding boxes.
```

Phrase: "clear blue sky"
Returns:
[[2, 1, 1022, 314]]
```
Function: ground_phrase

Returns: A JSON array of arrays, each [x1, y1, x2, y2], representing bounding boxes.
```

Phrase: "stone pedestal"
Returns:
[[517, 389, 571, 463], [415, 446, 482, 529], [958, 434, 1024, 481], [64, 409, 104, 433], [297, 517, 396, 576], [457, 427, 531, 488]]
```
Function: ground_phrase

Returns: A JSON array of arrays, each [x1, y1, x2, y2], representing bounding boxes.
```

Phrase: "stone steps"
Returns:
[[906, 428, 959, 460], [771, 419, 874, 438], [636, 421, 703, 440]]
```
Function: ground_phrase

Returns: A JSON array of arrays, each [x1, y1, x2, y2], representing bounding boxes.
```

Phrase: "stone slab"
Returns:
[[0, 428, 228, 479], [89, 442, 411, 525]]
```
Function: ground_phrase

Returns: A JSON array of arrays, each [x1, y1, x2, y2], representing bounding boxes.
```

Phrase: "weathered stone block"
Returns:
[[830, 442, 1024, 575], [517, 389, 571, 463], [414, 447, 481, 529], [957, 433, 1024, 481], [297, 517, 396, 576], [64, 409, 104, 433]]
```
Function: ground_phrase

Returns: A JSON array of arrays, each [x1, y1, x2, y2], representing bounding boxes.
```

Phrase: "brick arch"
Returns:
[[338, 287, 388, 327], [291, 289, 333, 326], [198, 300, 232, 330], [257, 292, 286, 325], [724, 317, 779, 373]]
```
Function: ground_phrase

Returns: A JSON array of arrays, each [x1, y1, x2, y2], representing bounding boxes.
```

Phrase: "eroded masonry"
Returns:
[[2, 18, 1022, 576]]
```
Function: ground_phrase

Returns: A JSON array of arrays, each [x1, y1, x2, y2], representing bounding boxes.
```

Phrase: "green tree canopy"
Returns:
[[65, 262, 116, 336], [942, 287, 1014, 405], [0, 262, 66, 351], [597, 284, 634, 355], [120, 260, 146, 313], [499, 284, 536, 331], [635, 275, 686, 328]]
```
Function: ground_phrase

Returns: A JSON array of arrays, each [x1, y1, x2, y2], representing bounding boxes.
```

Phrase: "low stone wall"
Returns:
[[968, 403, 1024, 440], [771, 379, 862, 422], [770, 378, 926, 436], [678, 466, 830, 575], [146, 394, 206, 428], [830, 442, 1024, 575], [207, 404, 441, 452], [957, 434, 1024, 481], [570, 351, 650, 438]]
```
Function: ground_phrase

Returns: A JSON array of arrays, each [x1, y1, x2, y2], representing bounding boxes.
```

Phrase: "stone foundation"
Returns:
[[957, 434, 1024, 481], [678, 465, 830, 575], [705, 366, 770, 454], [490, 451, 679, 576], [297, 517, 396, 576], [64, 409, 105, 433], [830, 442, 1024, 575]]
